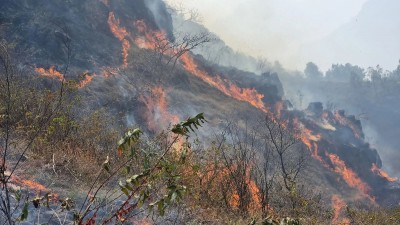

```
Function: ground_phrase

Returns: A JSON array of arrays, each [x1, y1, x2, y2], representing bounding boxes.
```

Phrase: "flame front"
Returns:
[[133, 20, 272, 116], [78, 73, 96, 88], [371, 163, 398, 182], [181, 53, 270, 114], [140, 87, 180, 132], [35, 66, 64, 81], [11, 177, 48, 193], [108, 12, 131, 68], [134, 20, 168, 50], [334, 111, 361, 139], [203, 165, 261, 211], [327, 153, 371, 196], [292, 118, 327, 163], [331, 195, 350, 225], [131, 20, 381, 206]]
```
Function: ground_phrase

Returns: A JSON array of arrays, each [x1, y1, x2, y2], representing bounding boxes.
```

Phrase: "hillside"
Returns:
[[0, 0, 399, 224]]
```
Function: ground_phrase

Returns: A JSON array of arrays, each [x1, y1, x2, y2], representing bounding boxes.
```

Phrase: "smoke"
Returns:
[[164, 0, 369, 71], [144, 0, 174, 40]]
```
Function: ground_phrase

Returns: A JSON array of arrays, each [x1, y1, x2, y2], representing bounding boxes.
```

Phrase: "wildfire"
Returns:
[[108, 12, 131, 68], [11, 177, 48, 193], [292, 118, 321, 149], [248, 178, 261, 210], [225, 167, 261, 211], [274, 101, 284, 118], [331, 195, 350, 225], [301, 127, 321, 149], [316, 119, 336, 131], [327, 153, 371, 196], [139, 87, 180, 132], [181, 53, 271, 114], [132, 20, 272, 116], [9, 176, 58, 199], [78, 73, 95, 88], [35, 66, 64, 81], [334, 111, 361, 139], [133, 20, 168, 50], [200, 163, 261, 212], [371, 163, 398, 182], [310, 142, 327, 165], [100, 67, 119, 78]]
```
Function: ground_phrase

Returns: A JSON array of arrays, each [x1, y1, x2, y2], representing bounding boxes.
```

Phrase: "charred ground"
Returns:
[[0, 0, 399, 224]]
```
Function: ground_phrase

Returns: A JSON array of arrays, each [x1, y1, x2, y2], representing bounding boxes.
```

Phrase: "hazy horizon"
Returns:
[[165, 0, 400, 72]]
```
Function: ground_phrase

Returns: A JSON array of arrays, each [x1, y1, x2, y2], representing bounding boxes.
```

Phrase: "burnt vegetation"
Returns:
[[0, 0, 400, 224]]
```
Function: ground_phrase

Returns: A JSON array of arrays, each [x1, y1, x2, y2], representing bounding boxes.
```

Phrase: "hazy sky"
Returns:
[[165, 0, 399, 71]]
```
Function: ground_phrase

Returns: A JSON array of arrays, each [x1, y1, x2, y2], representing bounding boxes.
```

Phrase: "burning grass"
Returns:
[[35, 66, 64, 81], [327, 153, 371, 198], [331, 195, 350, 225], [371, 163, 398, 182], [108, 12, 131, 68], [139, 86, 180, 132]]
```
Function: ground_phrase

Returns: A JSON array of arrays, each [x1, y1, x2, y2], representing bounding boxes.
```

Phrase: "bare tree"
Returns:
[[216, 121, 258, 215], [0, 24, 71, 222], [149, 30, 211, 70], [261, 115, 307, 214], [251, 120, 277, 218], [166, 2, 203, 23]]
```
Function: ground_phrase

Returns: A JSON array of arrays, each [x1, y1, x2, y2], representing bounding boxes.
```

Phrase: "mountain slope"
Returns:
[[1, 0, 399, 216]]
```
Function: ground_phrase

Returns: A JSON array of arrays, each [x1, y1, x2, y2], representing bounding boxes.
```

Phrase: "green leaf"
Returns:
[[127, 173, 145, 186], [123, 166, 131, 175], [191, 165, 200, 172], [119, 181, 129, 196], [19, 202, 29, 221], [157, 199, 165, 216], [118, 128, 142, 151], [14, 188, 21, 202], [171, 113, 207, 136]]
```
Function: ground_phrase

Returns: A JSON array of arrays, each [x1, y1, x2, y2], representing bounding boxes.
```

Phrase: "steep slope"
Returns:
[[1, 0, 399, 212]]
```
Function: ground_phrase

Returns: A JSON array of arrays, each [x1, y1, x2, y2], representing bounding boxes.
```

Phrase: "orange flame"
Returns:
[[227, 168, 261, 211], [310, 142, 327, 165], [292, 117, 322, 158], [133, 20, 272, 116], [9, 176, 58, 199], [181, 53, 271, 114], [108, 12, 131, 68], [201, 163, 261, 211], [133, 20, 168, 50], [12, 177, 48, 192], [327, 153, 371, 196], [331, 195, 350, 225], [371, 163, 398, 182], [139, 87, 180, 132], [248, 178, 261, 210], [35, 66, 64, 81], [100, 67, 119, 78], [299, 127, 321, 149], [274, 101, 284, 118], [334, 111, 361, 139], [78, 73, 95, 88]]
